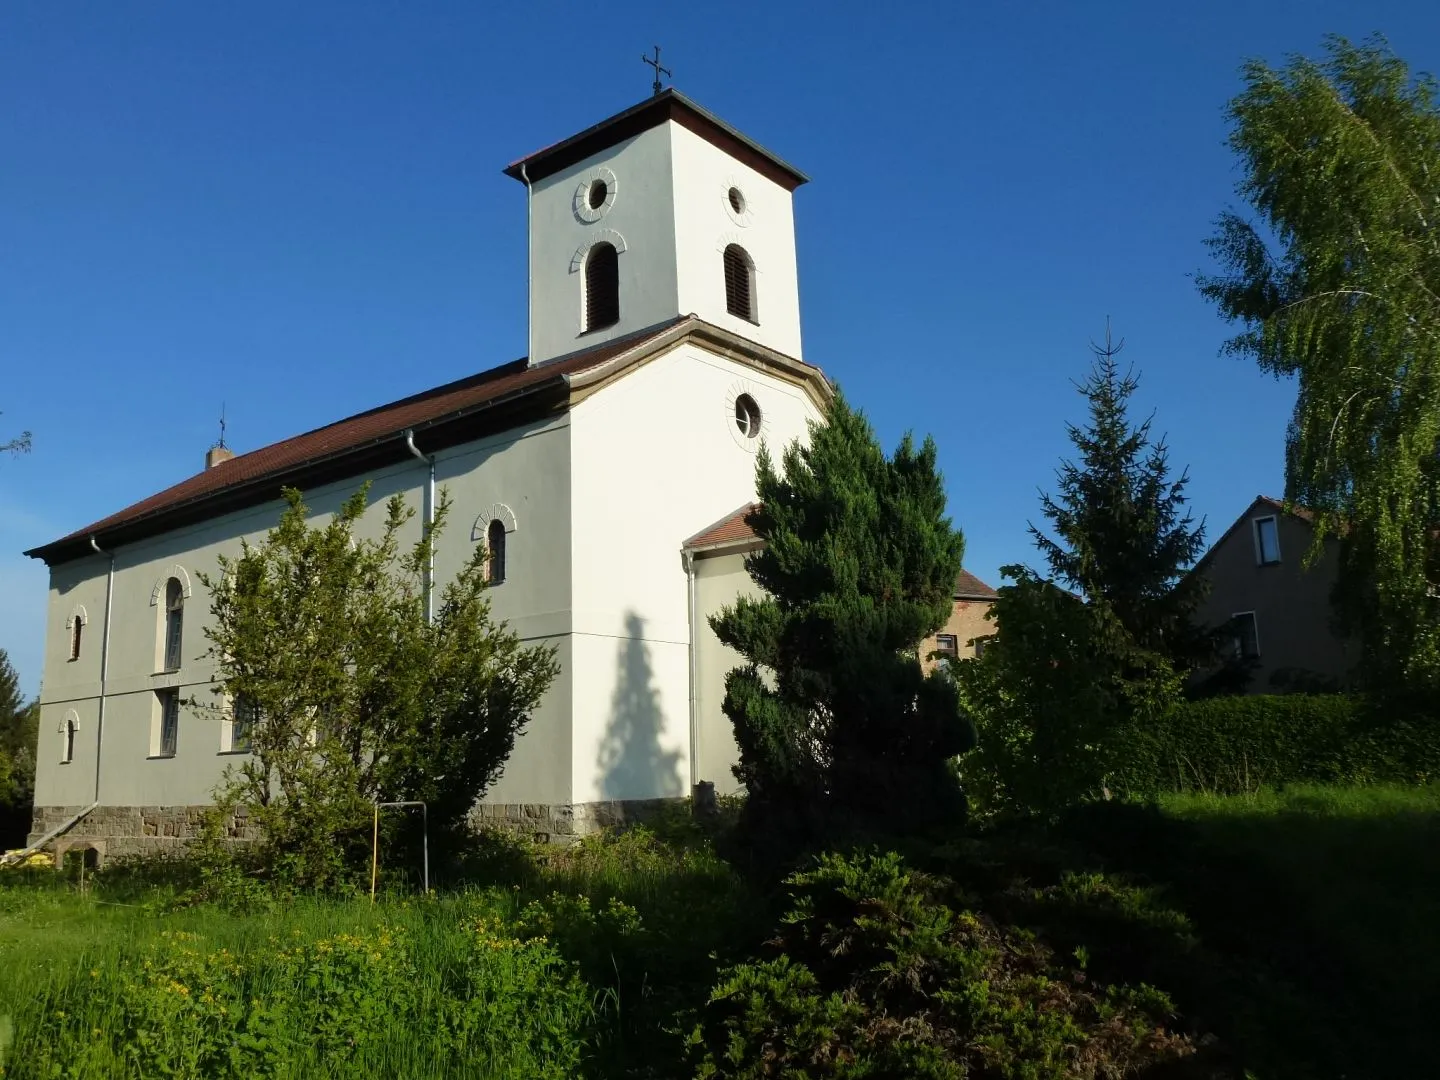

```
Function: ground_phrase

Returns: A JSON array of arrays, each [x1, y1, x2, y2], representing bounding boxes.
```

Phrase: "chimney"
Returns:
[[206, 445, 235, 469]]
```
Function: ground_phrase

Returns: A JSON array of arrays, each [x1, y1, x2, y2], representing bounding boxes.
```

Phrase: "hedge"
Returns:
[[1113, 694, 1440, 796]]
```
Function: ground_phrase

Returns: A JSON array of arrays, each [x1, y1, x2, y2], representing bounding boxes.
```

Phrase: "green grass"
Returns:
[[3, 786, 1437, 1079]]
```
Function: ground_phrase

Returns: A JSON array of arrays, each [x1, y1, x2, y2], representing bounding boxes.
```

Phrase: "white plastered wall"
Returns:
[[567, 342, 821, 804], [692, 549, 763, 795], [670, 123, 804, 361], [33, 415, 576, 811], [527, 125, 679, 366]]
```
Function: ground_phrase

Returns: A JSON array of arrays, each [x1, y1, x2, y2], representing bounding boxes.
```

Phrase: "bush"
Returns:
[[1114, 694, 1440, 795], [688, 849, 1200, 1079]]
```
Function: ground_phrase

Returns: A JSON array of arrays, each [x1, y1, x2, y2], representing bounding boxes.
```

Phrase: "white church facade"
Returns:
[[24, 90, 830, 854]]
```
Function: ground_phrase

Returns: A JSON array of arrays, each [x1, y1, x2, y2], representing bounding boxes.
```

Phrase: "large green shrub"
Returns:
[[689, 849, 1197, 1079], [1114, 694, 1439, 795]]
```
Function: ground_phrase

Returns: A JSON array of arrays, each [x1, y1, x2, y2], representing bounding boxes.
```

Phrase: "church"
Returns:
[[23, 89, 832, 855]]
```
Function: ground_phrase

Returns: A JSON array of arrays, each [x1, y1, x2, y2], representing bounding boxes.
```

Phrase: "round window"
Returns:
[[587, 179, 609, 210], [727, 186, 746, 214], [734, 394, 761, 439]]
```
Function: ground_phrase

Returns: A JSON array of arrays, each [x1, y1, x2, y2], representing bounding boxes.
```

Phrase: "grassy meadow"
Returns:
[[0, 784, 1436, 1079]]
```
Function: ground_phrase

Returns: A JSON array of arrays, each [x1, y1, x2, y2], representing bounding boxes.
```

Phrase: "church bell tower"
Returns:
[[505, 89, 808, 367]]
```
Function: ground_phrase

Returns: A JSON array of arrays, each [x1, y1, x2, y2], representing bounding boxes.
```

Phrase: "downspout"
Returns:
[[403, 430, 435, 624], [520, 162, 533, 367], [685, 550, 699, 793], [89, 535, 115, 803]]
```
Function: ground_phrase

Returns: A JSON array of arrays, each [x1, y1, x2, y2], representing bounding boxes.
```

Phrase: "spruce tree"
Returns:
[[711, 391, 971, 849], [0, 649, 39, 848], [1030, 327, 1209, 669]]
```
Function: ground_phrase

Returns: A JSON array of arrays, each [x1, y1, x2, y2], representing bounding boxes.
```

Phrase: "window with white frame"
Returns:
[[163, 578, 185, 671], [155, 689, 180, 757], [228, 695, 257, 753], [1253, 516, 1281, 566], [935, 634, 958, 659], [486, 518, 507, 585], [69, 617, 83, 662], [60, 712, 79, 764], [1229, 612, 1260, 660]]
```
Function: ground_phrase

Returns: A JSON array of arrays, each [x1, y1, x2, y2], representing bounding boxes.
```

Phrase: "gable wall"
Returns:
[[1194, 499, 1357, 692], [566, 343, 821, 803]]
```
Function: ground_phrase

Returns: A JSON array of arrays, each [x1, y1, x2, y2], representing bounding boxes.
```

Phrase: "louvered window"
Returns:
[[584, 242, 619, 331], [487, 519, 507, 585], [723, 244, 755, 323]]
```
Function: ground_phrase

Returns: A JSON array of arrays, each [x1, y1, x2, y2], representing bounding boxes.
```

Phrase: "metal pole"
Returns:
[[370, 803, 379, 903], [422, 803, 429, 894]]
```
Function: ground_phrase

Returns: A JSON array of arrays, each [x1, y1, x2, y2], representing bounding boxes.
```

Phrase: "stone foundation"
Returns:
[[28, 797, 682, 860], [28, 803, 258, 864]]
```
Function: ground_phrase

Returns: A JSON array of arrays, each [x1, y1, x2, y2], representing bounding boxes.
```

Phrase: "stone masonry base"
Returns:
[[28, 798, 681, 864]]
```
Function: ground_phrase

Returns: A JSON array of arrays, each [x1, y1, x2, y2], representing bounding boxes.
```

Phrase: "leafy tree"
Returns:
[[1199, 35, 1440, 693], [954, 569, 1181, 818], [710, 391, 971, 849], [1, 412, 31, 458], [0, 649, 39, 847], [198, 485, 559, 889], [1029, 326, 1209, 669]]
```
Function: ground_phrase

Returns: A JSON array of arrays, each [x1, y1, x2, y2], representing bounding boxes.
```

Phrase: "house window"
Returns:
[[230, 695, 257, 753], [163, 578, 184, 671], [974, 636, 995, 658], [69, 617, 83, 661], [935, 634, 958, 658], [723, 244, 756, 322], [1254, 516, 1281, 565], [486, 519, 506, 585], [61, 713, 78, 764], [1230, 612, 1260, 660], [584, 242, 619, 331], [156, 689, 180, 758]]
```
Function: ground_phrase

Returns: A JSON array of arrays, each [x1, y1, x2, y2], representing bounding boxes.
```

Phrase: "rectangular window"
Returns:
[[1230, 612, 1260, 660], [935, 634, 958, 657], [230, 695, 257, 753], [1253, 516, 1281, 565], [974, 636, 995, 658], [164, 608, 183, 671], [156, 690, 179, 758]]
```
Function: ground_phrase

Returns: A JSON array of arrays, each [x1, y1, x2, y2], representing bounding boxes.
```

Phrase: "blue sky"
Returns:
[[3, 1, 1438, 697]]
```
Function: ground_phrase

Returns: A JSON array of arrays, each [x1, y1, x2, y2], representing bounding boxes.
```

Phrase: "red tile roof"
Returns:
[[954, 570, 999, 600], [29, 321, 683, 562], [684, 506, 999, 605], [684, 503, 759, 550]]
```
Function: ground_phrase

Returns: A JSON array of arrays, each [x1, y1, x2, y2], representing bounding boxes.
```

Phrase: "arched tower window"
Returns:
[[61, 712, 79, 764], [486, 519, 507, 585], [70, 618, 83, 661], [584, 242, 619, 331], [723, 244, 756, 323], [163, 578, 184, 672]]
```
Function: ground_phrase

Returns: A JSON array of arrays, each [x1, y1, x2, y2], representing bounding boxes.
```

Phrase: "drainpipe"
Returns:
[[685, 550, 699, 792], [89, 535, 115, 804], [520, 162, 533, 367], [403, 430, 435, 624]]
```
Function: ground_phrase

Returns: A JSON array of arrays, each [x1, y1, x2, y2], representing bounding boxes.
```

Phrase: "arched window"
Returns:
[[486, 519, 507, 585], [61, 713, 78, 764], [584, 242, 619, 331], [69, 617, 83, 661], [723, 244, 756, 323], [163, 578, 184, 672]]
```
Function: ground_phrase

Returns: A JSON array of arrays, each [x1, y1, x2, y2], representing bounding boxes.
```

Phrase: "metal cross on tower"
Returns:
[[641, 45, 671, 96]]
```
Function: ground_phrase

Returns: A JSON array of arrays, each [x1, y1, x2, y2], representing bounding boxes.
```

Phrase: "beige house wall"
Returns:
[[1193, 498, 1358, 692], [921, 598, 996, 671], [691, 549, 763, 796]]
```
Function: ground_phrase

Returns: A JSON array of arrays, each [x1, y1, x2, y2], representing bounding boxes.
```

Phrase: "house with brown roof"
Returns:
[[1190, 496, 1357, 693], [681, 503, 997, 792], [22, 90, 835, 853]]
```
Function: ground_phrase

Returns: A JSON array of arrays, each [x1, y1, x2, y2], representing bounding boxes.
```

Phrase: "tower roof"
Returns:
[[504, 88, 808, 192]]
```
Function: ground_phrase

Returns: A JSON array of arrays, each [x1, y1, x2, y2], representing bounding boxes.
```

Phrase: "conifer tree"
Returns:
[[1199, 35, 1440, 693], [710, 391, 971, 848], [1030, 327, 1209, 669], [0, 649, 39, 847]]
